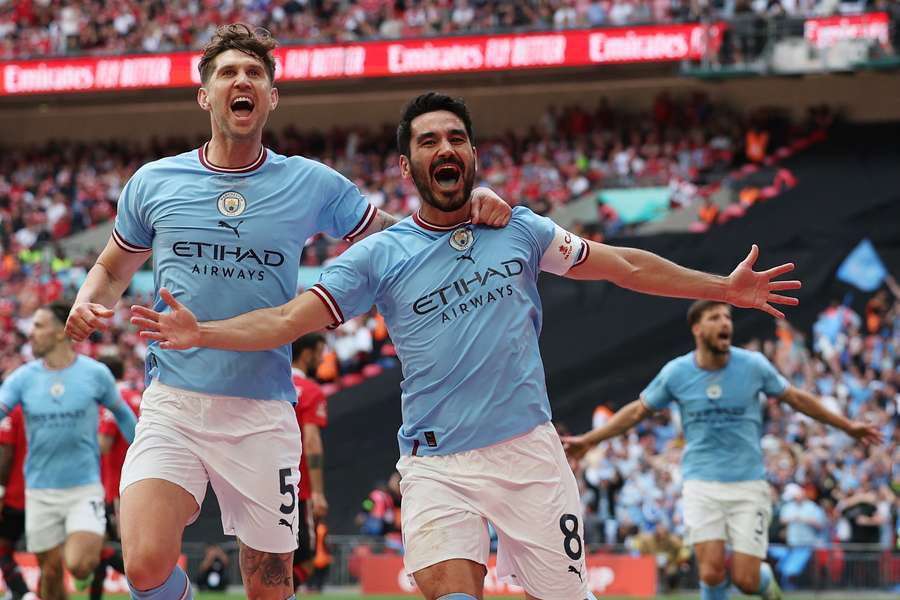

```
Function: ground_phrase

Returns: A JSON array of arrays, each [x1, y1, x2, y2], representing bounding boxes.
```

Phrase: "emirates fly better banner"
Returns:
[[3, 23, 725, 95]]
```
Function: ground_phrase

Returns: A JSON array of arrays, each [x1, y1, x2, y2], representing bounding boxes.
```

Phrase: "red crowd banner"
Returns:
[[358, 552, 658, 597], [1, 23, 724, 96], [804, 12, 890, 49]]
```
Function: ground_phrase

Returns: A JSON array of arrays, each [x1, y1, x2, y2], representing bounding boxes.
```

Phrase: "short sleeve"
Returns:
[[0, 369, 25, 414], [310, 243, 377, 327], [753, 352, 789, 397], [113, 170, 153, 252], [508, 207, 587, 276], [641, 362, 678, 411], [314, 165, 376, 242]]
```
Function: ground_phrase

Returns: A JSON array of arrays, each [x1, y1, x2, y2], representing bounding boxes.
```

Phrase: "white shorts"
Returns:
[[397, 422, 589, 599], [25, 483, 106, 553], [120, 380, 301, 553], [683, 479, 772, 558]]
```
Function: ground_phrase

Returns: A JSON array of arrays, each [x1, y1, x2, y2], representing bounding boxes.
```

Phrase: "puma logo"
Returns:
[[568, 565, 583, 582], [217, 220, 244, 238], [455, 254, 475, 264], [278, 516, 295, 534]]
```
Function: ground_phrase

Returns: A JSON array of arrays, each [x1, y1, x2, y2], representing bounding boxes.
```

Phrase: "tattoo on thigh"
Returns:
[[239, 543, 292, 588]]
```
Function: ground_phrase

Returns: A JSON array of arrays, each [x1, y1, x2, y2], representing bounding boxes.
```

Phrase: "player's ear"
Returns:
[[399, 154, 411, 180], [269, 86, 279, 111], [197, 87, 210, 112]]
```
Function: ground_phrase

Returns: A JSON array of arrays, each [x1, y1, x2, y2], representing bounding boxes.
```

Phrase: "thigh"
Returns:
[[25, 491, 66, 554], [238, 539, 293, 600], [694, 539, 727, 574], [64, 484, 107, 538], [413, 558, 486, 600], [724, 481, 771, 558], [120, 478, 199, 562], [36, 543, 64, 572], [682, 481, 728, 546]]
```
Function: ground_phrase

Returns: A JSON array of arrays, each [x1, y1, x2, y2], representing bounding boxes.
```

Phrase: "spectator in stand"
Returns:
[[772, 483, 827, 587]]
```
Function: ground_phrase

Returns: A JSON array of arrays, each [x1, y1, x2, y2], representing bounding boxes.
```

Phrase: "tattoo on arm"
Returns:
[[238, 542, 292, 590], [308, 453, 323, 470], [354, 210, 397, 243]]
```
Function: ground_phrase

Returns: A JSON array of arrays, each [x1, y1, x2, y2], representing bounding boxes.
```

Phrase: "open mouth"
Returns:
[[432, 163, 461, 191], [230, 96, 255, 119], [717, 331, 731, 342]]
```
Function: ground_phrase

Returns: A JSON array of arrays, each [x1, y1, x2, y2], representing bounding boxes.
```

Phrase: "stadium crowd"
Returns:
[[1, 0, 894, 60], [571, 283, 899, 587]]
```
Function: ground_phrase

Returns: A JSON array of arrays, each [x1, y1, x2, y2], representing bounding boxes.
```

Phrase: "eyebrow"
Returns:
[[414, 128, 468, 143]]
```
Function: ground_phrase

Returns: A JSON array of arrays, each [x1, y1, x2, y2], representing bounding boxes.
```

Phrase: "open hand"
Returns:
[[725, 245, 801, 319], [130, 288, 200, 350], [847, 421, 883, 446], [470, 187, 511, 227], [65, 302, 114, 342], [560, 434, 593, 461]]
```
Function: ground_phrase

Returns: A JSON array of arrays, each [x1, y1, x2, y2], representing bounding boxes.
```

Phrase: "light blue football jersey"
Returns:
[[641, 347, 789, 482], [311, 206, 587, 456], [114, 144, 375, 401], [0, 356, 136, 489]]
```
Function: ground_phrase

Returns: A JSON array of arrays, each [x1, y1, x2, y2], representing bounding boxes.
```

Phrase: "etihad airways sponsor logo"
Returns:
[[412, 259, 524, 322], [173, 241, 286, 282]]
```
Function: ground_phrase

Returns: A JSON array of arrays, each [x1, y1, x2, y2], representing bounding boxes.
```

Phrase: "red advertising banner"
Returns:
[[1, 23, 724, 96], [804, 12, 890, 49], [358, 552, 657, 597]]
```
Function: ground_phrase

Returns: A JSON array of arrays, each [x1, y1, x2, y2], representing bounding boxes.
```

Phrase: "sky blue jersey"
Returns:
[[311, 206, 588, 456], [0, 356, 137, 489], [113, 144, 375, 401], [641, 347, 789, 482]]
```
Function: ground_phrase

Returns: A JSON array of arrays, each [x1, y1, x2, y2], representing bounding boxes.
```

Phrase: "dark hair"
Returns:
[[198, 23, 277, 84], [687, 300, 729, 328], [291, 333, 325, 362], [396, 92, 475, 157], [43, 301, 71, 328], [97, 354, 125, 380]]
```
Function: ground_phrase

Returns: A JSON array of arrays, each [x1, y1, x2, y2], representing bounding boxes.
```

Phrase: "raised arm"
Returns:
[[779, 386, 882, 445], [66, 236, 150, 341], [132, 288, 335, 352], [561, 399, 652, 460], [567, 242, 801, 319]]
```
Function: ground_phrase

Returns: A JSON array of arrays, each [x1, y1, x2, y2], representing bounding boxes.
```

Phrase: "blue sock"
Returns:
[[758, 562, 773, 595], [128, 565, 192, 600], [436, 595, 477, 600], [700, 579, 730, 600]]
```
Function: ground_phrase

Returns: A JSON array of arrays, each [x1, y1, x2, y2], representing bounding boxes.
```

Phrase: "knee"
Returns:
[[732, 570, 759, 594], [699, 562, 727, 587], [67, 555, 99, 580], [123, 542, 177, 590]]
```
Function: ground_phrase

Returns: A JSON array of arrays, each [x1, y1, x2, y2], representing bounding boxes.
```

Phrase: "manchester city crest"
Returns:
[[449, 227, 474, 252], [50, 382, 65, 399], [706, 383, 722, 400], [217, 191, 247, 217]]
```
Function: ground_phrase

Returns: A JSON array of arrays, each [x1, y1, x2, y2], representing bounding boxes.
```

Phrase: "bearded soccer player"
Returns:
[[63, 24, 510, 600], [289, 334, 328, 591], [0, 303, 137, 600], [131, 92, 803, 600], [563, 301, 881, 600], [0, 406, 36, 600]]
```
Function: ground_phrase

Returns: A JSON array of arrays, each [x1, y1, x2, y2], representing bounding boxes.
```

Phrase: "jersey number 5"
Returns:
[[278, 467, 296, 515]]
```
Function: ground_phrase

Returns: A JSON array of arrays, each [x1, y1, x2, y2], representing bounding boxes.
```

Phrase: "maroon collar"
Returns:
[[412, 211, 471, 232], [198, 142, 267, 173]]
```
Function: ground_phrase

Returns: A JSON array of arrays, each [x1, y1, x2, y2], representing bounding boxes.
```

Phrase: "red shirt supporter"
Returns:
[[292, 369, 327, 501], [0, 406, 26, 511], [99, 386, 141, 504]]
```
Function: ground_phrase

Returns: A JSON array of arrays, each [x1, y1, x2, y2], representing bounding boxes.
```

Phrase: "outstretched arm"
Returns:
[[779, 386, 882, 445], [132, 288, 335, 352], [567, 243, 801, 319], [561, 399, 652, 460]]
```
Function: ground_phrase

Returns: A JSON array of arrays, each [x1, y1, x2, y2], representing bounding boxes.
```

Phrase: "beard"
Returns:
[[701, 334, 731, 356], [410, 157, 475, 214]]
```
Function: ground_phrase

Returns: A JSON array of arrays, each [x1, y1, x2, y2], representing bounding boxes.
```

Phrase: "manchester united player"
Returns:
[[289, 334, 328, 591], [0, 406, 34, 600]]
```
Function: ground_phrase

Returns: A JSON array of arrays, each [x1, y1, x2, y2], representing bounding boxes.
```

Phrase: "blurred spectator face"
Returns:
[[691, 303, 733, 355], [29, 308, 64, 358], [400, 111, 476, 214], [198, 49, 278, 141]]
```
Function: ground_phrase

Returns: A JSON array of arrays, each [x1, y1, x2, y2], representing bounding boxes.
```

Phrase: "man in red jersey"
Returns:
[[0, 406, 35, 599], [92, 356, 141, 600], [290, 334, 328, 592]]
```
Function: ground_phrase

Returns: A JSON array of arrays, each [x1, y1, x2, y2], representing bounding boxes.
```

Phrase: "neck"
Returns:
[[43, 344, 76, 370], [206, 133, 263, 169], [418, 201, 471, 227], [695, 344, 729, 370]]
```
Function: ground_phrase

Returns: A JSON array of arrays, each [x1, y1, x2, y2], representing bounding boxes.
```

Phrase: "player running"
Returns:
[[562, 300, 882, 600], [130, 92, 802, 600], [63, 24, 510, 600], [289, 334, 328, 592], [0, 303, 137, 600], [0, 406, 36, 600]]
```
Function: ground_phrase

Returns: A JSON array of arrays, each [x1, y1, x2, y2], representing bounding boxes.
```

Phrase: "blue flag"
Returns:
[[836, 238, 887, 292]]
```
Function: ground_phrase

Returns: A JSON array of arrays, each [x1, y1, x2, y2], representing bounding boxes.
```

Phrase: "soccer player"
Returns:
[[289, 334, 328, 591], [0, 302, 137, 600], [130, 91, 802, 600], [0, 406, 35, 600], [62, 24, 510, 600], [562, 300, 882, 600], [91, 355, 141, 600]]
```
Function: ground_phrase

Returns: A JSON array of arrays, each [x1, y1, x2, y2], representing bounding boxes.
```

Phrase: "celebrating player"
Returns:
[[563, 301, 882, 600], [64, 24, 510, 600], [130, 92, 802, 600], [0, 303, 137, 600]]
